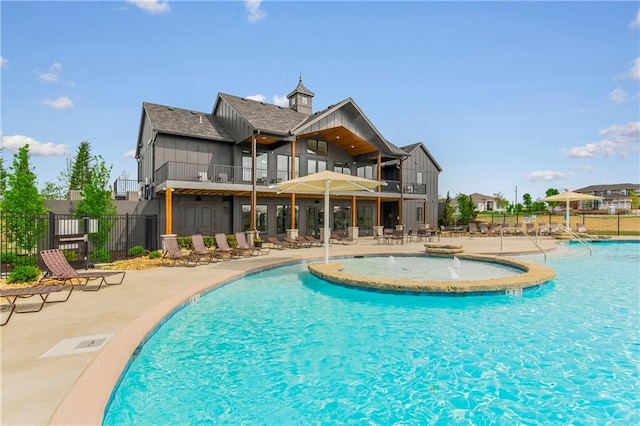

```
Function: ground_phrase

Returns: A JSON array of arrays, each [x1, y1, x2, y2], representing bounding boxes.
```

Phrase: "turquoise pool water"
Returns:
[[104, 242, 639, 425]]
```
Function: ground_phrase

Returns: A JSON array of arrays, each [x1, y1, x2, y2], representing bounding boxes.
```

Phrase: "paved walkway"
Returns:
[[0, 235, 626, 425]]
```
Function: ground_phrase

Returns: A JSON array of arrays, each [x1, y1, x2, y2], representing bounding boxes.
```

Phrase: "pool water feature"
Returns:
[[339, 255, 519, 281], [104, 242, 639, 424]]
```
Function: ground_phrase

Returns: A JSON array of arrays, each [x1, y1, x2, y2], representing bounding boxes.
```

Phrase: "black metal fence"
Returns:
[[1, 211, 158, 276]]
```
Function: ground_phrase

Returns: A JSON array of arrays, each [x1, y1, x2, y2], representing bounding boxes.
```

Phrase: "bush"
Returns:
[[128, 245, 147, 258], [148, 250, 162, 259], [62, 249, 78, 262], [13, 255, 36, 267], [90, 248, 111, 263], [7, 265, 41, 283], [226, 234, 237, 247], [176, 236, 192, 249], [1, 252, 19, 265]]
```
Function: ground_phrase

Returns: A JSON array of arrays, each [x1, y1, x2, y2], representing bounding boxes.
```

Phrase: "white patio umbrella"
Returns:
[[541, 191, 603, 231], [275, 170, 384, 264]]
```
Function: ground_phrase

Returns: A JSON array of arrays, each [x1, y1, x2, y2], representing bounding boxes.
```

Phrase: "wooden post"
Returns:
[[165, 187, 172, 234], [351, 195, 356, 225], [377, 154, 381, 226], [290, 137, 296, 229], [424, 199, 428, 225], [251, 132, 257, 231]]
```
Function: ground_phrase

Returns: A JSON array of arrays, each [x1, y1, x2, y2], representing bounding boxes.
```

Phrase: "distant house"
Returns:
[[129, 79, 443, 238], [469, 193, 503, 212], [575, 183, 640, 211]]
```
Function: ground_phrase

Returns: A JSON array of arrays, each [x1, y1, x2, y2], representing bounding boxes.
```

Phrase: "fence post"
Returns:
[[618, 211, 621, 236], [48, 211, 56, 249], [125, 213, 130, 256], [83, 213, 89, 270]]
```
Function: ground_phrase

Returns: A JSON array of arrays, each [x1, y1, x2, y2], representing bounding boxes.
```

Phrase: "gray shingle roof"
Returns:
[[218, 93, 308, 135], [575, 183, 640, 193], [144, 102, 233, 141], [287, 78, 315, 97]]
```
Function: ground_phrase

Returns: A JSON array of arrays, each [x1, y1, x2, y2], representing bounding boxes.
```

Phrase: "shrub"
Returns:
[[176, 236, 192, 249], [13, 255, 36, 267], [7, 265, 41, 283], [90, 248, 110, 263], [226, 234, 237, 247], [148, 250, 162, 259], [62, 249, 78, 262], [128, 245, 146, 258], [0, 252, 19, 265]]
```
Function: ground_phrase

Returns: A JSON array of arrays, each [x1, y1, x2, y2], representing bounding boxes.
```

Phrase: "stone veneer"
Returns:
[[308, 254, 556, 294]]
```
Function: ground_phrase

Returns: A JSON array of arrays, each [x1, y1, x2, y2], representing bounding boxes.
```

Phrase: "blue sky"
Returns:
[[1, 0, 639, 202]]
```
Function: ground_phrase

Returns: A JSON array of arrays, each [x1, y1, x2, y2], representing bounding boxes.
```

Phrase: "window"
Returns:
[[416, 171, 423, 185], [276, 205, 299, 234], [242, 151, 268, 182], [241, 204, 268, 232], [357, 165, 374, 179], [302, 97, 308, 105], [334, 161, 351, 175], [333, 206, 351, 231], [307, 159, 327, 175], [357, 206, 373, 230], [417, 206, 424, 222], [277, 155, 299, 182], [307, 139, 327, 155], [291, 97, 296, 105]]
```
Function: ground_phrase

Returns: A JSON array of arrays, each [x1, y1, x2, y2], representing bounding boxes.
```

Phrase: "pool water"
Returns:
[[104, 242, 639, 425], [339, 255, 519, 281]]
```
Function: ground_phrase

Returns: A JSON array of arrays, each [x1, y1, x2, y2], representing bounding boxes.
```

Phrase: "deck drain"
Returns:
[[75, 338, 107, 349], [40, 333, 114, 358]]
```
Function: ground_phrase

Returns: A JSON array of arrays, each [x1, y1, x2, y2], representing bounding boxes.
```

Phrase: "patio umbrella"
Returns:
[[541, 191, 603, 231], [275, 170, 384, 264]]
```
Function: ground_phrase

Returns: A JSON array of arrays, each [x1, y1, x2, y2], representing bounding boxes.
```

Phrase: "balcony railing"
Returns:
[[153, 161, 426, 195]]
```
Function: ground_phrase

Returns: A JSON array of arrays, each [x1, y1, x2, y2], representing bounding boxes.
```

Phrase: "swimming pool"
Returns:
[[104, 242, 639, 424]]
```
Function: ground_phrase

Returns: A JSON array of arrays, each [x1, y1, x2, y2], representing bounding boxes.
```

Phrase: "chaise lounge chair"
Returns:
[[235, 232, 259, 256], [40, 249, 126, 291], [214, 233, 241, 259], [1, 284, 74, 326], [331, 233, 353, 245], [161, 235, 204, 267], [191, 233, 221, 264], [304, 235, 323, 247]]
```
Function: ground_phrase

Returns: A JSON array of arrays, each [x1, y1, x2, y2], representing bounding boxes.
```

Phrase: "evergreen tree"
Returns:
[[1, 145, 46, 251], [69, 141, 92, 191], [456, 193, 478, 225], [440, 192, 456, 227], [75, 155, 116, 262]]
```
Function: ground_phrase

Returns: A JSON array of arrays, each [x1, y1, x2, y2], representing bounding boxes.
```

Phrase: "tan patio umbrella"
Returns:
[[541, 191, 603, 231], [275, 170, 384, 264]]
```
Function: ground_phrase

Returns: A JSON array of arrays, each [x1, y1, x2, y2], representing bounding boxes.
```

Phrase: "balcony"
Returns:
[[150, 161, 427, 196]]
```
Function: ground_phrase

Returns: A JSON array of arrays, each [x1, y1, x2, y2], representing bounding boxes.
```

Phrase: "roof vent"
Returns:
[[199, 116, 203, 124], [191, 111, 197, 114], [167, 107, 174, 111]]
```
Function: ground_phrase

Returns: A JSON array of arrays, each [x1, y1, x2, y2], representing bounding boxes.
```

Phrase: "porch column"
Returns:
[[290, 137, 296, 230], [424, 199, 428, 225], [251, 132, 257, 231], [376, 154, 381, 226], [398, 158, 403, 225], [165, 187, 172, 234], [348, 195, 358, 241]]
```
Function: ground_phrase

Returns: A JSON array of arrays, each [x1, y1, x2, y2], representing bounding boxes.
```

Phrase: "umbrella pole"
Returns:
[[324, 181, 330, 264], [566, 199, 570, 231]]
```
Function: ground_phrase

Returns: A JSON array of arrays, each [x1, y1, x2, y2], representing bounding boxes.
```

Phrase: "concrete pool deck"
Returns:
[[0, 235, 634, 425]]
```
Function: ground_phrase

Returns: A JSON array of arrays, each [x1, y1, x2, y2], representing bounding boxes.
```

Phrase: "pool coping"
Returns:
[[308, 253, 556, 295]]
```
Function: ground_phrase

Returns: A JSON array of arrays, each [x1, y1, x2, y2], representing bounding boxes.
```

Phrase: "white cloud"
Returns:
[[631, 9, 640, 29], [245, 0, 266, 23], [1, 134, 68, 157], [565, 121, 640, 158], [272, 95, 288, 107], [0, 56, 7, 68], [37, 62, 62, 83], [39, 96, 74, 110], [609, 87, 627, 104], [246, 94, 266, 102], [127, 0, 170, 15], [123, 149, 137, 158], [525, 170, 572, 182], [628, 57, 640, 80]]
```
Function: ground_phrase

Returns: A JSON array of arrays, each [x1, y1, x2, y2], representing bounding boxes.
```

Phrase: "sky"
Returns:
[[1, 0, 639, 203]]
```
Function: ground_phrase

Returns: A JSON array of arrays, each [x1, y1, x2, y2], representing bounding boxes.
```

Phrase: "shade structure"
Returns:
[[275, 170, 384, 264], [541, 191, 603, 230]]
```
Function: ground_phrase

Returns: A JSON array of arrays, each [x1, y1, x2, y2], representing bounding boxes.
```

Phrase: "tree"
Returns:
[[439, 192, 456, 227], [456, 193, 478, 225], [492, 192, 508, 210], [522, 193, 533, 211], [41, 181, 65, 200], [545, 188, 560, 209], [1, 145, 46, 252], [69, 141, 92, 191], [0, 149, 7, 198], [75, 155, 116, 262]]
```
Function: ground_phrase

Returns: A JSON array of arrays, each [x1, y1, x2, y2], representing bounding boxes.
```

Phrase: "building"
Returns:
[[469, 193, 503, 212], [575, 183, 639, 212], [133, 79, 442, 239]]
